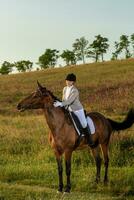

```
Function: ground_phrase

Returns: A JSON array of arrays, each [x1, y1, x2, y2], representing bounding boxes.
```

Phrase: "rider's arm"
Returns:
[[62, 89, 78, 106]]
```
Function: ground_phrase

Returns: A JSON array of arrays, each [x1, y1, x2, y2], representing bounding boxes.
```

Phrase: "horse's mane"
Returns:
[[48, 90, 72, 125], [48, 90, 60, 101]]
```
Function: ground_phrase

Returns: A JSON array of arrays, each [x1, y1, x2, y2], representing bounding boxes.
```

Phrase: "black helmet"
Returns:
[[65, 73, 76, 82]]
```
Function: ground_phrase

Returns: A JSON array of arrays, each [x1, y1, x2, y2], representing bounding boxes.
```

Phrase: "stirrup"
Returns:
[[87, 139, 96, 148]]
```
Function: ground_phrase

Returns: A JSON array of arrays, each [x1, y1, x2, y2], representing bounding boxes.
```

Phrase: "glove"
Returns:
[[53, 101, 63, 107]]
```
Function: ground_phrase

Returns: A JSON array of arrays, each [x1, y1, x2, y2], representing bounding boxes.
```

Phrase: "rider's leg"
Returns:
[[73, 109, 94, 147]]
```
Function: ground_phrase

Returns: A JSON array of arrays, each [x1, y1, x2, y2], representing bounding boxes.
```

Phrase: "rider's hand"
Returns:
[[53, 101, 63, 107]]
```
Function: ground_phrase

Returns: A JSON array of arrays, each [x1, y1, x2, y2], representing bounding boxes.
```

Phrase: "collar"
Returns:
[[66, 85, 74, 89]]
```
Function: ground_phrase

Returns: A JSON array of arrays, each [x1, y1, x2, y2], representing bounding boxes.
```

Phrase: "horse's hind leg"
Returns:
[[64, 150, 72, 193], [91, 146, 102, 183], [101, 144, 109, 184]]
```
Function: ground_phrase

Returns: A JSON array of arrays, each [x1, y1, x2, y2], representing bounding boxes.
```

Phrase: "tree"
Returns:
[[119, 35, 131, 59], [87, 35, 109, 62], [38, 49, 59, 69], [24, 60, 33, 71], [99, 36, 109, 61], [87, 39, 101, 62], [14, 60, 33, 72], [72, 37, 89, 64], [111, 41, 122, 60], [60, 50, 76, 66], [130, 33, 134, 57], [0, 61, 13, 75]]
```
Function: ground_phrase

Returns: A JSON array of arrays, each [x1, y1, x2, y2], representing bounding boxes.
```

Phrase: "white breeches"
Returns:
[[73, 109, 87, 128]]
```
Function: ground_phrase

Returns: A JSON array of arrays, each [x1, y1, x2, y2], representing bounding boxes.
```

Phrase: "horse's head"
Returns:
[[17, 81, 56, 112]]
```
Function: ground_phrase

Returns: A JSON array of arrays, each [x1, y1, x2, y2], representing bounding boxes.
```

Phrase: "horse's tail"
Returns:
[[107, 109, 134, 131]]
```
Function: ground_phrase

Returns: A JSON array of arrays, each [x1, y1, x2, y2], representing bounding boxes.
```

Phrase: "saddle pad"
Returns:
[[86, 116, 95, 134]]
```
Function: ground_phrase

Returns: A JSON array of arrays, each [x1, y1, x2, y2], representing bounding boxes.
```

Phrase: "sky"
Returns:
[[0, 0, 134, 67]]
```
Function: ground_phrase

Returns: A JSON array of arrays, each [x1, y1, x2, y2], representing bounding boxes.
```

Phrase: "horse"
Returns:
[[17, 81, 134, 193]]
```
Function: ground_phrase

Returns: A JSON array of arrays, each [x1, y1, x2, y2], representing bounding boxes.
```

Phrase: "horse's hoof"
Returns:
[[63, 191, 70, 195], [64, 187, 71, 193], [57, 185, 63, 193], [57, 188, 63, 194], [95, 178, 100, 184]]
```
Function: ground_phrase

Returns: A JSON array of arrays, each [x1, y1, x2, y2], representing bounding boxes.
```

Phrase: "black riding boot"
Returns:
[[83, 126, 95, 147]]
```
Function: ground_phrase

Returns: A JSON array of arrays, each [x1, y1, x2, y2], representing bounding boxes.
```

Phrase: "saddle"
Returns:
[[68, 111, 94, 136]]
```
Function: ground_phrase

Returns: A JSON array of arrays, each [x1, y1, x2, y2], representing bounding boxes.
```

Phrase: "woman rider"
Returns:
[[53, 73, 94, 147]]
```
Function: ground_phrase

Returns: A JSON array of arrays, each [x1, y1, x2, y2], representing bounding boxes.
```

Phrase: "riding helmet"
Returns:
[[65, 73, 76, 82]]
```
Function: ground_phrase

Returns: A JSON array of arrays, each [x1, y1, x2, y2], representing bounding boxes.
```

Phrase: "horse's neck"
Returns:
[[43, 107, 65, 135]]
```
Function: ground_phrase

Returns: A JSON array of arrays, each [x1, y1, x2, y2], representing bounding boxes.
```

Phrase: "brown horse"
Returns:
[[17, 82, 134, 193]]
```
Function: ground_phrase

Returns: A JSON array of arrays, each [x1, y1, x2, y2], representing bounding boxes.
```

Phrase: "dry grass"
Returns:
[[0, 59, 134, 116]]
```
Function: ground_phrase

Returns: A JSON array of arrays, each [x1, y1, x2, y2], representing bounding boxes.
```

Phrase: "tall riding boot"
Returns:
[[83, 126, 95, 147]]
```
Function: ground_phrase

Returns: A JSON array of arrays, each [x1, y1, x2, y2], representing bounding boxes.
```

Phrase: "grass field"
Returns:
[[0, 59, 134, 199]]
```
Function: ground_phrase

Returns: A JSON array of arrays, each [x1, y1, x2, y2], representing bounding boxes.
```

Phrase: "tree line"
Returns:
[[0, 34, 134, 74]]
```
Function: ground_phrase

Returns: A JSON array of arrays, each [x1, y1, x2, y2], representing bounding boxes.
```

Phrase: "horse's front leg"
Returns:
[[64, 150, 72, 193], [55, 151, 63, 193]]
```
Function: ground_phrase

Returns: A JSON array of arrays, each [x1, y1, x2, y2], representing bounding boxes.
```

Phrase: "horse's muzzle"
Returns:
[[17, 103, 21, 110], [17, 103, 25, 112]]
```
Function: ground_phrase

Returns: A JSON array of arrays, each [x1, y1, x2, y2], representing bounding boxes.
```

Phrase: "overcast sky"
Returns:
[[0, 0, 134, 66]]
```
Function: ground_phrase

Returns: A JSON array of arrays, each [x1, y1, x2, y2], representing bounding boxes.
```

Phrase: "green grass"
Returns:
[[0, 115, 133, 199], [0, 59, 134, 199]]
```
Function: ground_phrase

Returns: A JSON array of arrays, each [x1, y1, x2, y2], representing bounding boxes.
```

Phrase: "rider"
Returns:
[[53, 73, 94, 147]]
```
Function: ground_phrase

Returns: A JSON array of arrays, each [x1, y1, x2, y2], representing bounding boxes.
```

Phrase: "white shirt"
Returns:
[[64, 85, 73, 100]]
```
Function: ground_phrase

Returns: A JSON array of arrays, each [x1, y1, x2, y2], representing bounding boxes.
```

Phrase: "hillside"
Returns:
[[0, 59, 134, 116], [0, 59, 134, 199]]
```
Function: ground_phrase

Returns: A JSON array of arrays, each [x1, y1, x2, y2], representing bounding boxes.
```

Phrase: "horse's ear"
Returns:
[[37, 81, 46, 95], [37, 80, 43, 90]]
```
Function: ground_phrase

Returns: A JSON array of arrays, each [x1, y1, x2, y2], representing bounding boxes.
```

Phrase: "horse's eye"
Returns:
[[33, 91, 41, 97], [35, 89, 43, 97], [43, 93, 48, 97], [38, 92, 43, 97]]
